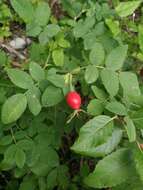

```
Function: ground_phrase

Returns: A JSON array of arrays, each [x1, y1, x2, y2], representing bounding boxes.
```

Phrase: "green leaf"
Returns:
[[26, 87, 41, 116], [15, 149, 26, 168], [39, 24, 60, 44], [138, 24, 143, 53], [17, 139, 34, 151], [3, 144, 17, 165], [61, 0, 82, 18], [52, 49, 64, 67], [38, 29, 50, 45], [105, 45, 128, 71], [47, 74, 65, 88], [1, 94, 27, 124], [119, 72, 141, 97], [19, 175, 37, 190], [94, 22, 105, 36], [71, 115, 115, 157], [34, 2, 50, 26], [29, 43, 47, 62], [87, 99, 104, 116], [15, 131, 27, 141], [84, 31, 97, 50], [10, 0, 34, 23], [0, 135, 12, 146], [91, 85, 108, 100], [26, 22, 42, 37], [105, 18, 120, 37], [0, 50, 8, 66], [84, 148, 134, 188], [45, 24, 60, 38], [73, 17, 95, 38], [128, 95, 143, 107], [47, 168, 57, 190], [89, 42, 105, 65], [85, 65, 99, 84], [80, 163, 90, 178], [69, 184, 78, 190], [57, 165, 69, 189], [31, 147, 59, 176], [100, 69, 119, 97], [0, 88, 7, 104], [29, 62, 45, 82], [42, 86, 63, 107], [36, 128, 61, 149], [113, 176, 143, 190], [130, 109, 143, 129], [132, 145, 143, 182], [38, 177, 46, 190], [90, 129, 122, 157], [56, 35, 70, 48], [124, 116, 136, 142], [106, 101, 127, 116], [116, 1, 142, 17], [7, 69, 34, 89]]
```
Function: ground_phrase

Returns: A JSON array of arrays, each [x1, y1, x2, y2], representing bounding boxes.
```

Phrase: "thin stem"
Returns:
[[69, 73, 74, 91], [57, 70, 68, 74], [15, 123, 32, 140], [74, 9, 87, 21], [129, 102, 141, 109], [136, 141, 143, 153], [67, 110, 78, 124], [10, 128, 17, 144], [110, 115, 118, 121], [95, 65, 104, 69], [1, 43, 26, 60], [54, 106, 57, 126], [43, 53, 51, 69], [78, 109, 88, 114], [80, 65, 105, 70], [0, 83, 15, 88]]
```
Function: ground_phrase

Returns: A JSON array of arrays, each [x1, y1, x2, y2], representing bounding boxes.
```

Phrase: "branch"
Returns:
[[0, 43, 26, 60]]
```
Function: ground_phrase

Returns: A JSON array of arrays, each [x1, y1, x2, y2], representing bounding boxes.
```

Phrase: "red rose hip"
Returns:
[[66, 91, 81, 110]]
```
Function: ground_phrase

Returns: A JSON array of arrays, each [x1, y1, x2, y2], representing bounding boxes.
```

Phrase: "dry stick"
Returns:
[[136, 141, 143, 153], [0, 43, 26, 60], [50, 0, 58, 7], [11, 62, 22, 68]]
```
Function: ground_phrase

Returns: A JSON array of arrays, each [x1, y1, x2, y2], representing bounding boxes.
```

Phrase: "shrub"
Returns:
[[0, 0, 143, 189]]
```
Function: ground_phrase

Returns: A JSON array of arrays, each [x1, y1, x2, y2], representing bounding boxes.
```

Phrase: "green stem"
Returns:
[[0, 83, 15, 88], [10, 128, 17, 144], [110, 115, 118, 121], [136, 141, 143, 153], [95, 65, 104, 69], [80, 65, 105, 70], [67, 110, 78, 124], [43, 53, 51, 69], [69, 74, 74, 91]]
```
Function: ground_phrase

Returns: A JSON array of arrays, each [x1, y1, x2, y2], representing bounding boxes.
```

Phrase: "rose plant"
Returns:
[[0, 0, 143, 189]]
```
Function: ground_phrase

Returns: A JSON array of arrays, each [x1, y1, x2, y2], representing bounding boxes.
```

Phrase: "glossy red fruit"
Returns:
[[66, 91, 81, 110]]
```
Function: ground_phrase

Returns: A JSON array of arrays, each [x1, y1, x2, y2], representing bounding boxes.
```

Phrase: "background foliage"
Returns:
[[1, 0, 143, 189]]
